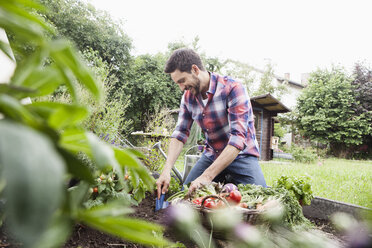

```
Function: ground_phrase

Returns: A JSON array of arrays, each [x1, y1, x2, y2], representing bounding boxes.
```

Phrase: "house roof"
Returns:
[[251, 93, 291, 114], [249, 67, 305, 88]]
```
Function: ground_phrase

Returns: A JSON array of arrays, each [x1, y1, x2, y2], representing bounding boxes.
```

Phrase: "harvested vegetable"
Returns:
[[273, 175, 314, 206], [167, 183, 219, 203], [222, 183, 238, 193], [226, 190, 242, 204], [192, 197, 203, 205], [238, 184, 312, 229], [203, 198, 217, 209]]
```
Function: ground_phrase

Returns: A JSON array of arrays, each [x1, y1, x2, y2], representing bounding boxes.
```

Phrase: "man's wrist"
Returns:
[[201, 170, 214, 181], [162, 165, 172, 174]]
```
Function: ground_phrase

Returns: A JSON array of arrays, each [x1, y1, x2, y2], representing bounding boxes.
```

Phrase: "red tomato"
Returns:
[[93, 187, 98, 193], [203, 199, 217, 209], [226, 190, 242, 204], [192, 197, 203, 205]]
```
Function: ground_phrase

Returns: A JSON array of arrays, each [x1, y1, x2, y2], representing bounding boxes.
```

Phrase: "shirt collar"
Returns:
[[207, 72, 218, 95]]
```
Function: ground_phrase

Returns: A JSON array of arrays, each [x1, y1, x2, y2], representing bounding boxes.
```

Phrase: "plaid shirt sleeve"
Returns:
[[227, 81, 250, 150], [171, 93, 194, 144]]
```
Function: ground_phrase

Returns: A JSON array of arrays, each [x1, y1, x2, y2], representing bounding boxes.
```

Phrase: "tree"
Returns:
[[351, 63, 372, 156], [167, 36, 224, 73], [122, 53, 182, 132], [296, 67, 371, 157], [253, 62, 288, 100], [39, 0, 132, 69], [222, 59, 255, 95], [351, 63, 372, 127]]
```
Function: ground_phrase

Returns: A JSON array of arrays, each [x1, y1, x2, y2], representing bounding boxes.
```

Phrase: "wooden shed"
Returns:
[[251, 93, 290, 161]]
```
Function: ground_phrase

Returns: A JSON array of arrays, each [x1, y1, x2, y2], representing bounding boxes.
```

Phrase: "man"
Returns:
[[156, 48, 266, 199]]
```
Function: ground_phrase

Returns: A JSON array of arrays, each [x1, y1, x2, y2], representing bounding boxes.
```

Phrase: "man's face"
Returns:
[[170, 69, 200, 95]]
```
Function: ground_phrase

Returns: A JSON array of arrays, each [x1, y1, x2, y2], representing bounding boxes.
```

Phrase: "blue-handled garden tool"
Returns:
[[152, 142, 203, 211], [155, 193, 169, 211]]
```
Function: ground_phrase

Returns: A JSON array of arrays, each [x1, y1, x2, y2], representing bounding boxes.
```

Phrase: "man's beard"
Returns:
[[190, 75, 201, 95]]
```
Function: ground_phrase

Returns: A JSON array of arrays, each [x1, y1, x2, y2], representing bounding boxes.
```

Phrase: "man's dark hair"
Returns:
[[164, 48, 205, 74]]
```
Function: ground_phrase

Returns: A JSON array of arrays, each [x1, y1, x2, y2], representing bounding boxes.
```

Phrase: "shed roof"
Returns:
[[169, 93, 291, 115], [251, 93, 291, 114]]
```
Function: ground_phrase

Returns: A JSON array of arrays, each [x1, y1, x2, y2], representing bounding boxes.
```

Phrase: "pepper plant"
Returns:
[[0, 0, 170, 247]]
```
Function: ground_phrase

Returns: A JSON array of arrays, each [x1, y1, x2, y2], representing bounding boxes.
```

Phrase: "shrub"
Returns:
[[290, 146, 317, 163]]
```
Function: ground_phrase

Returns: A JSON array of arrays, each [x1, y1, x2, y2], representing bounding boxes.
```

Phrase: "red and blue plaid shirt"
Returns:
[[171, 72, 260, 161]]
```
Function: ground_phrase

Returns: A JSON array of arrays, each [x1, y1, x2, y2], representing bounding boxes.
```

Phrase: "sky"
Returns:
[[88, 0, 372, 83]]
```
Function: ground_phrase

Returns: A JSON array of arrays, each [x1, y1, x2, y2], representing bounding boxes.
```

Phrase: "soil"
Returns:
[[0, 193, 347, 248]]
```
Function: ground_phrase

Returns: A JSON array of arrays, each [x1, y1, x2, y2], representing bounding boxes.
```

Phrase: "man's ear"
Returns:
[[192, 64, 200, 75]]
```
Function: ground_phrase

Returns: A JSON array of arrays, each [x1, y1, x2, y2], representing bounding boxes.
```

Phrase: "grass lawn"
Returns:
[[260, 158, 372, 209]]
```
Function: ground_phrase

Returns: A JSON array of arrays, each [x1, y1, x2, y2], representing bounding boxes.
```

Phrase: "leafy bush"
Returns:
[[290, 146, 317, 163], [296, 67, 371, 158], [274, 175, 314, 206], [145, 107, 176, 135], [137, 108, 175, 172], [167, 177, 182, 196], [0, 1, 170, 247], [84, 168, 151, 208], [274, 122, 286, 138], [142, 142, 167, 172]]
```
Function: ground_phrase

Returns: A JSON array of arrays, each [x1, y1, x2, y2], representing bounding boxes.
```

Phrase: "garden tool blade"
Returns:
[[155, 193, 169, 211]]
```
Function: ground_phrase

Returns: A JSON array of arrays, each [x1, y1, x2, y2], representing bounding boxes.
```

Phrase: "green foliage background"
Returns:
[[296, 67, 371, 158]]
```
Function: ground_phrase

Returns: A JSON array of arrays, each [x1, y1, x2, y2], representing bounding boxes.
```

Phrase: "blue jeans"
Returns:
[[183, 154, 267, 187]]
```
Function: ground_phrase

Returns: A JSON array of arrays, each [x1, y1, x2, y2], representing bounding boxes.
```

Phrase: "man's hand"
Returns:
[[187, 174, 213, 197], [156, 171, 171, 199]]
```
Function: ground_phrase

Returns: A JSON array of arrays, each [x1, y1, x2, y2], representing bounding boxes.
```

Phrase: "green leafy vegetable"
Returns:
[[274, 175, 314, 206], [238, 184, 312, 230]]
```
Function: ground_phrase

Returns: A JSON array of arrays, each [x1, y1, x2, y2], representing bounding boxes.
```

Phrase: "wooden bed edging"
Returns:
[[302, 196, 371, 221]]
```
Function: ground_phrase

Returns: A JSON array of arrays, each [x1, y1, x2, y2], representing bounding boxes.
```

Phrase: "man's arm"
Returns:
[[187, 144, 240, 194], [156, 138, 184, 199]]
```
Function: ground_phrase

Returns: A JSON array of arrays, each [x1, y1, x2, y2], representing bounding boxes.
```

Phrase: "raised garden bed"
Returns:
[[0, 194, 358, 247]]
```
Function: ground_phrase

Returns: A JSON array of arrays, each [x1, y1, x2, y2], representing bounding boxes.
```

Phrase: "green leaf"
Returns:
[[0, 8, 44, 43], [0, 93, 38, 126], [10, 48, 45, 86], [55, 63, 79, 102], [19, 66, 64, 97], [81, 200, 134, 218], [0, 39, 15, 61], [48, 105, 88, 130], [67, 183, 90, 216], [0, 120, 65, 247], [128, 168, 141, 189], [34, 212, 73, 248], [126, 147, 147, 159], [27, 101, 88, 129], [57, 148, 94, 184], [114, 148, 155, 189], [78, 212, 170, 247], [98, 183, 107, 193], [0, 0, 49, 29], [87, 133, 123, 180], [0, 84, 35, 98], [49, 40, 101, 102], [59, 128, 91, 155]]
